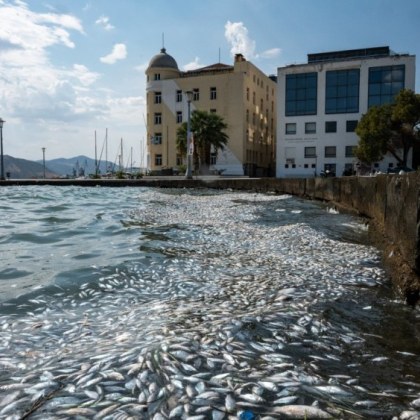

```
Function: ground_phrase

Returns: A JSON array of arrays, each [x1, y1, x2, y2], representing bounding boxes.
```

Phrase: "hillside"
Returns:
[[3, 155, 58, 179], [41, 156, 114, 177], [2, 155, 128, 179]]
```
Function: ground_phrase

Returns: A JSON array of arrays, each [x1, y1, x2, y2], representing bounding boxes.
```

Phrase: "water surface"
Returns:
[[0, 186, 419, 419]]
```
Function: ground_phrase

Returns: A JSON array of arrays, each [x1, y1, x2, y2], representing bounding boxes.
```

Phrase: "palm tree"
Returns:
[[176, 110, 228, 173]]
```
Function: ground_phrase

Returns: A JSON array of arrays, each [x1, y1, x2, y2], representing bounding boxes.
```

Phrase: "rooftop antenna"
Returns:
[[218, 47, 221, 63]]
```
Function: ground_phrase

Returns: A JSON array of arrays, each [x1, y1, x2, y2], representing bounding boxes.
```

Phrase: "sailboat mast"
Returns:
[[120, 138, 123, 171], [105, 128, 108, 174], [94, 130, 98, 177]]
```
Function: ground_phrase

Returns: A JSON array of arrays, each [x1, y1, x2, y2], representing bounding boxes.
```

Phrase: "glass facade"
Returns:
[[285, 73, 317, 116], [325, 69, 360, 114], [325, 121, 337, 133], [305, 122, 316, 134], [325, 146, 336, 158], [304, 147, 316, 158], [285, 123, 296, 135], [368, 65, 405, 107], [346, 120, 358, 132]]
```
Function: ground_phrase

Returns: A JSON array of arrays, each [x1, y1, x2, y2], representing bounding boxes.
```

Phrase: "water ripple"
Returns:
[[0, 186, 418, 419]]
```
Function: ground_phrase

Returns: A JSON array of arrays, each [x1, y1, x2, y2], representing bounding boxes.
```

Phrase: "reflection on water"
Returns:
[[0, 186, 419, 419]]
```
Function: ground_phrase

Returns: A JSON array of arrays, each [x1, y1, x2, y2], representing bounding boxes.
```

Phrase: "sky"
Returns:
[[0, 0, 419, 166]]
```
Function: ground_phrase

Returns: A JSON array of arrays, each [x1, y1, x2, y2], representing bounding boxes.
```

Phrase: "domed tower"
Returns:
[[145, 48, 181, 172], [146, 47, 179, 82]]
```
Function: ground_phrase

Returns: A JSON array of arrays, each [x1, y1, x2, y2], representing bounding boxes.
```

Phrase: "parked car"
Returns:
[[387, 166, 414, 174]]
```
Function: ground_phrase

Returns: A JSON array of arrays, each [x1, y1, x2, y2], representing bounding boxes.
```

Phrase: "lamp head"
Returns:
[[185, 90, 193, 102], [0, 118, 5, 129]]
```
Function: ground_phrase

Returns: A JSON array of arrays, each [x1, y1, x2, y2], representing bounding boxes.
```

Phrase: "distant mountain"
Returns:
[[2, 155, 126, 179], [39, 155, 115, 177], [3, 155, 58, 179]]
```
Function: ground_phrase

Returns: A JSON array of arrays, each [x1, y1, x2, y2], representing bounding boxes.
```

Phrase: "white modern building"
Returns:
[[276, 46, 416, 178]]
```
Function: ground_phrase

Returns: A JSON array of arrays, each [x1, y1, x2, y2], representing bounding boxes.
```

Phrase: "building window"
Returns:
[[155, 154, 162, 166], [324, 163, 336, 174], [210, 109, 216, 114], [305, 147, 316, 158], [154, 113, 162, 124], [210, 152, 217, 165], [152, 133, 162, 145], [252, 113, 256, 125], [246, 109, 249, 122], [252, 92, 256, 105], [305, 122, 316, 134], [176, 90, 182, 102], [344, 163, 353, 174], [285, 72, 317, 116], [345, 146, 356, 157], [193, 88, 200, 101], [368, 65, 405, 107], [325, 121, 337, 133], [210, 87, 217, 100], [285, 123, 296, 135], [325, 69, 360, 114], [176, 111, 183, 123], [154, 73, 161, 81], [154, 92, 162, 104], [346, 120, 358, 132], [246, 88, 250, 101], [325, 146, 336, 158]]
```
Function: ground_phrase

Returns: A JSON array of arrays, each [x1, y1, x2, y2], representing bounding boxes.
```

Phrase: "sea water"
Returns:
[[0, 186, 419, 419]]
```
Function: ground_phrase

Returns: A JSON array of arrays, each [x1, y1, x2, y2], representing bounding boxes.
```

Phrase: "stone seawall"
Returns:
[[2, 174, 419, 302]]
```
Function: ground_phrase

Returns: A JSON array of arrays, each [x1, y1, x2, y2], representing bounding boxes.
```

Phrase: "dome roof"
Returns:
[[148, 48, 179, 70]]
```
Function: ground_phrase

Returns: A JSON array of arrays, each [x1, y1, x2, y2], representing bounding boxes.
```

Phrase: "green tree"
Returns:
[[355, 89, 420, 166], [176, 110, 228, 172]]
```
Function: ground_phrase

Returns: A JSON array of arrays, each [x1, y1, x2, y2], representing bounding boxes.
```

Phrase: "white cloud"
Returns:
[[0, 1, 89, 123], [95, 15, 114, 31], [100, 43, 127, 64], [72, 64, 100, 86], [0, 2, 84, 51], [224, 21, 256, 60], [224, 21, 281, 62], [0, 1, 144, 161], [183, 57, 204, 71], [135, 62, 149, 73], [260, 48, 282, 59]]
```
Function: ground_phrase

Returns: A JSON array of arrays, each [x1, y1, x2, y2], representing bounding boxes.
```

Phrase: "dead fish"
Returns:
[[271, 404, 333, 418]]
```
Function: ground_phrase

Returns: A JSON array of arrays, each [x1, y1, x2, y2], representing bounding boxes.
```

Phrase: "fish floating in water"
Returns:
[[0, 189, 415, 419]]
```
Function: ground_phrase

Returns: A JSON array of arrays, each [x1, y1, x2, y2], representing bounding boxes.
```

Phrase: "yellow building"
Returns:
[[146, 49, 277, 176]]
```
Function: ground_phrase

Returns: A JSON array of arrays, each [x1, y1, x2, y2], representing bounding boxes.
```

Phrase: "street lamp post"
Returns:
[[185, 90, 194, 180], [42, 147, 46, 179], [0, 118, 5, 181]]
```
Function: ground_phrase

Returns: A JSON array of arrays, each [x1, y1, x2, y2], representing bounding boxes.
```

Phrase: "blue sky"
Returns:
[[0, 0, 419, 164]]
